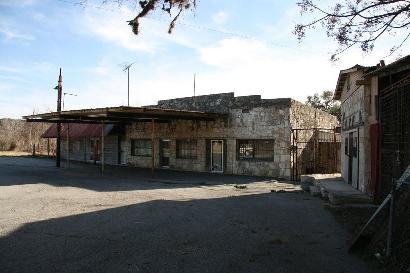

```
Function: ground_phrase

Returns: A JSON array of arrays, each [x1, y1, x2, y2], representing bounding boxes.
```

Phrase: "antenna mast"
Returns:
[[122, 62, 135, 106]]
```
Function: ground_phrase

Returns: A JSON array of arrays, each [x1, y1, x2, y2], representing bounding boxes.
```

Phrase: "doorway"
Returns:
[[90, 138, 100, 162], [211, 140, 224, 173], [348, 132, 353, 184], [160, 139, 171, 168]]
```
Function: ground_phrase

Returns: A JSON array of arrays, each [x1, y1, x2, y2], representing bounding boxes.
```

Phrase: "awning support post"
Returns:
[[151, 119, 155, 177], [47, 138, 50, 157], [101, 121, 105, 173], [67, 123, 70, 168]]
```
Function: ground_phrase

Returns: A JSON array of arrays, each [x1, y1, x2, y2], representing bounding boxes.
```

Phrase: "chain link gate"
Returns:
[[291, 128, 341, 181]]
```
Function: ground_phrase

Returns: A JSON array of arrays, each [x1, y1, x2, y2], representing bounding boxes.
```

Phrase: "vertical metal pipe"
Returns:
[[151, 119, 155, 177], [127, 68, 130, 107], [101, 122, 105, 173]]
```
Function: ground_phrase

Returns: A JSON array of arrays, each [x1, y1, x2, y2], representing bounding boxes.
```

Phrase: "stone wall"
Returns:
[[290, 100, 339, 130], [126, 94, 293, 178]]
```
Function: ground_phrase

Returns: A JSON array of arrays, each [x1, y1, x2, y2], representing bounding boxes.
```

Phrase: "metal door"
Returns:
[[291, 128, 341, 181]]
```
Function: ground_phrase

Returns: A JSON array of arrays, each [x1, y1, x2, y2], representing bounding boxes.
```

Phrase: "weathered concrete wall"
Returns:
[[59, 93, 340, 180], [126, 94, 339, 179], [126, 95, 293, 179], [338, 69, 375, 194], [290, 100, 339, 130]]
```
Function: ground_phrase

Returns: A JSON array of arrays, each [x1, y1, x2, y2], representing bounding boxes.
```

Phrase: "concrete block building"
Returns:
[[334, 65, 377, 193], [36, 93, 339, 180]]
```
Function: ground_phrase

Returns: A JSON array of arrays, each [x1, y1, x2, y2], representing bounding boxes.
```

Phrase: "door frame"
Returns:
[[210, 139, 224, 173]]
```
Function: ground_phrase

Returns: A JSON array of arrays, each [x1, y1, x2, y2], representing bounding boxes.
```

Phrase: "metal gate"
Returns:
[[379, 80, 410, 198], [291, 128, 341, 181]]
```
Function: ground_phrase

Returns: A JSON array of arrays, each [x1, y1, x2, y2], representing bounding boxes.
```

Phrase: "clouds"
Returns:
[[196, 37, 391, 102], [0, 0, 404, 119], [212, 11, 229, 25], [0, 28, 35, 42]]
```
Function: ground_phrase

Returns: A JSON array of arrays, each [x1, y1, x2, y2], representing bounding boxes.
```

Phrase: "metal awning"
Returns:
[[42, 123, 115, 139], [23, 106, 227, 123]]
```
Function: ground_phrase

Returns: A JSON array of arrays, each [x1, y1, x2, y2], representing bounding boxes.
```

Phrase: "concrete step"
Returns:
[[309, 185, 321, 197], [328, 191, 373, 205]]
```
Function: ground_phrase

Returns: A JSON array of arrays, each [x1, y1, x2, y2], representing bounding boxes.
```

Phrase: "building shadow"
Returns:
[[0, 193, 372, 273]]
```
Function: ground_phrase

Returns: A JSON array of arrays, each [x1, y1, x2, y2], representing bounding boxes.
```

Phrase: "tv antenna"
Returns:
[[121, 62, 135, 106], [62, 92, 77, 110]]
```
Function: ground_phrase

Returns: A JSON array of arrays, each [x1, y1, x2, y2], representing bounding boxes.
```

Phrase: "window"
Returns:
[[237, 139, 274, 161], [131, 139, 152, 157], [176, 139, 197, 159]]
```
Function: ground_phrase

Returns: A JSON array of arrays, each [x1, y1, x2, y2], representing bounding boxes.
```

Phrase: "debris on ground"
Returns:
[[234, 184, 247, 189], [270, 189, 286, 193]]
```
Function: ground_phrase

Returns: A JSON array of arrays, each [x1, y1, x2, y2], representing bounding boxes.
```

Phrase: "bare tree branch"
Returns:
[[295, 0, 410, 60]]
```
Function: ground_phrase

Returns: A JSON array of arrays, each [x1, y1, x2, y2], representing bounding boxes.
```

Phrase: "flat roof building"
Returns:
[[27, 92, 339, 180]]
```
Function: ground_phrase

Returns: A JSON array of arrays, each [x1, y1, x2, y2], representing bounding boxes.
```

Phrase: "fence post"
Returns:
[[387, 150, 401, 257]]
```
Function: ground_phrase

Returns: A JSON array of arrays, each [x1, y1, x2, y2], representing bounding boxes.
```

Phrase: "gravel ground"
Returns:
[[0, 156, 373, 273]]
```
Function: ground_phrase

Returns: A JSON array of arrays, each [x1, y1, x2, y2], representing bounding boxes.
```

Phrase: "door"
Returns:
[[160, 139, 171, 168], [211, 140, 224, 173], [351, 131, 359, 189]]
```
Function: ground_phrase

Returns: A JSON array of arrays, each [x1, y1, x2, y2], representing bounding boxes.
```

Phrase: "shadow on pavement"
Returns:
[[0, 192, 372, 273]]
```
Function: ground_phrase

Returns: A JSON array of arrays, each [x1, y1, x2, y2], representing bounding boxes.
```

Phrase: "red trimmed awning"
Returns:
[[42, 123, 114, 139]]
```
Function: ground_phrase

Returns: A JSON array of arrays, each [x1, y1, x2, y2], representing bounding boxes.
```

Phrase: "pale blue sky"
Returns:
[[0, 0, 405, 118]]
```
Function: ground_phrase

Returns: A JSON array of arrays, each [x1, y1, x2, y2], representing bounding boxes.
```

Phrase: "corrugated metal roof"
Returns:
[[42, 123, 114, 139], [24, 106, 226, 124]]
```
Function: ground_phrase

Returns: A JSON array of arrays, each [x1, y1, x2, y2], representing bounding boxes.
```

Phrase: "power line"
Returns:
[[57, 0, 324, 56]]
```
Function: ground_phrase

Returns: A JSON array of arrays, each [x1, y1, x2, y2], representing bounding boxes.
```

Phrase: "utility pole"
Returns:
[[194, 73, 196, 97], [56, 68, 62, 167]]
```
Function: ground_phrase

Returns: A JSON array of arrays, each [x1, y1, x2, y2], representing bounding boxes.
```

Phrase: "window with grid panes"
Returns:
[[237, 139, 274, 161], [176, 139, 197, 159]]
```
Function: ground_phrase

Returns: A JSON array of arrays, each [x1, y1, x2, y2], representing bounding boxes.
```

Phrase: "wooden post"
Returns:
[[47, 138, 50, 157], [151, 119, 155, 177], [67, 123, 70, 168], [333, 127, 337, 173], [101, 122, 105, 173]]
